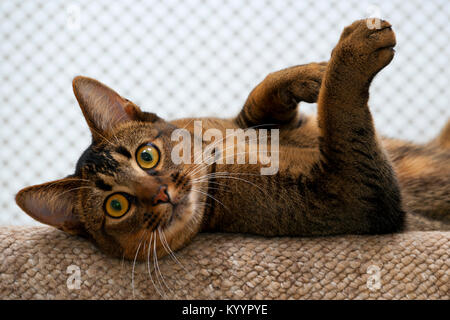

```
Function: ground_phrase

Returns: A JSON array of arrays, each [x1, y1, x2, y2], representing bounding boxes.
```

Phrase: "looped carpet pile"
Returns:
[[0, 225, 448, 299]]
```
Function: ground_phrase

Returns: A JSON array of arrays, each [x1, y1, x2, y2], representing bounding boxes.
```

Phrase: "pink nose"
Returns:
[[152, 185, 170, 205]]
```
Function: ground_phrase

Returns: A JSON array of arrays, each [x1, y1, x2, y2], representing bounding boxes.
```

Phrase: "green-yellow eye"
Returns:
[[136, 143, 160, 169], [105, 193, 130, 218]]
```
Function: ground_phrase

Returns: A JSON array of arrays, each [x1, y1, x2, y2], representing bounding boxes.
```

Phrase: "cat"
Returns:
[[16, 19, 450, 261]]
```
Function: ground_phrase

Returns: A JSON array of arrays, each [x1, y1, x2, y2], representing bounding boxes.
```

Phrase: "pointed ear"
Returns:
[[72, 76, 143, 142], [15, 178, 86, 235]]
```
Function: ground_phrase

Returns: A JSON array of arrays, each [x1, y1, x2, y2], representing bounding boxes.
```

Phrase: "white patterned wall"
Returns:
[[1, 0, 449, 225]]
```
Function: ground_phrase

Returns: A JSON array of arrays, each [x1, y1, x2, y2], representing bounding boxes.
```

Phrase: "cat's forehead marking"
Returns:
[[113, 121, 174, 144], [115, 146, 132, 159], [76, 145, 119, 177], [95, 178, 113, 191]]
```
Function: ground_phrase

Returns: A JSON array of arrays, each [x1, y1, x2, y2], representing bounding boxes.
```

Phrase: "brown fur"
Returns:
[[16, 20, 449, 261]]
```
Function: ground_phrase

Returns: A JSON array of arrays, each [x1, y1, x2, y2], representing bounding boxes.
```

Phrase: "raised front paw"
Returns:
[[264, 61, 328, 108], [331, 19, 396, 80], [239, 61, 328, 127]]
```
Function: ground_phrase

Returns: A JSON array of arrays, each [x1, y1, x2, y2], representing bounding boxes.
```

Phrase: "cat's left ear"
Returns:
[[15, 178, 86, 235], [72, 76, 159, 142]]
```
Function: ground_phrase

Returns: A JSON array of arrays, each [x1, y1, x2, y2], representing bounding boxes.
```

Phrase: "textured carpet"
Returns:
[[0, 226, 448, 299]]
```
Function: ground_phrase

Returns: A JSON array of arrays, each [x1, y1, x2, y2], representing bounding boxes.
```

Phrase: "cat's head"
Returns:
[[15, 77, 208, 260]]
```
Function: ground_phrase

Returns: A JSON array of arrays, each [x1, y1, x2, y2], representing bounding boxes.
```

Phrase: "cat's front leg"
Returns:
[[315, 19, 404, 233], [236, 62, 327, 128]]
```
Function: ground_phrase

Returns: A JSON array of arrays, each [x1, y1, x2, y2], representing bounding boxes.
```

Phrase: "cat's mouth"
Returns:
[[159, 190, 190, 229], [153, 174, 198, 233]]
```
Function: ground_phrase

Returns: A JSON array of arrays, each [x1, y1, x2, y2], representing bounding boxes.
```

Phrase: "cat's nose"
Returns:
[[152, 185, 171, 206]]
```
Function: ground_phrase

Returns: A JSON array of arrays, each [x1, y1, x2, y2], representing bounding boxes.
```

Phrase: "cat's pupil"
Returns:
[[110, 199, 122, 211], [141, 151, 153, 162]]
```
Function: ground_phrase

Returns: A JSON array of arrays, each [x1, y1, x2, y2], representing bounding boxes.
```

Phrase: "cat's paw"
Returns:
[[288, 62, 328, 104], [265, 61, 328, 108], [331, 19, 396, 79]]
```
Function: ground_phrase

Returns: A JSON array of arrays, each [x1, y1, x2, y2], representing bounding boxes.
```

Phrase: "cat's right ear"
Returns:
[[72, 76, 146, 142], [15, 178, 86, 235]]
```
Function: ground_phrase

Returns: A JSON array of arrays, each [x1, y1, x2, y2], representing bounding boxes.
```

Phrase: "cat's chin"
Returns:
[[156, 189, 204, 255], [162, 195, 194, 232]]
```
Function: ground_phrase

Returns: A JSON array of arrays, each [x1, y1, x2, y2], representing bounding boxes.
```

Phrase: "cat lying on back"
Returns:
[[16, 19, 450, 260]]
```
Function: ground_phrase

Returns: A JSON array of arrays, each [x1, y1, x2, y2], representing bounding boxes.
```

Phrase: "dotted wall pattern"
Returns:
[[1, 0, 449, 225]]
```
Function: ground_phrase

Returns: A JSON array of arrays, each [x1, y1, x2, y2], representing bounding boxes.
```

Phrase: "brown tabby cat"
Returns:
[[16, 20, 449, 261]]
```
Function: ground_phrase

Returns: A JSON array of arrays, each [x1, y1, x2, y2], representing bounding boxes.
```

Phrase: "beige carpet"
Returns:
[[0, 225, 448, 299]]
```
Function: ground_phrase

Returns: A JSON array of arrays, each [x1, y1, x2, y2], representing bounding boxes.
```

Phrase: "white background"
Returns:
[[1, 0, 449, 225]]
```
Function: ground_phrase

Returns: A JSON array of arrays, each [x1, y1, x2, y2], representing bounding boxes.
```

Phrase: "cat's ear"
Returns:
[[72, 76, 143, 142], [15, 178, 86, 235]]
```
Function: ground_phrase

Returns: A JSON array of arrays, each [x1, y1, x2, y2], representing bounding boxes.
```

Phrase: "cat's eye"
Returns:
[[136, 143, 160, 169], [105, 193, 130, 218]]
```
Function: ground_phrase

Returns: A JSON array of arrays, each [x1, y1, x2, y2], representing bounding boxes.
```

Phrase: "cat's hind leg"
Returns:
[[235, 62, 327, 129], [314, 19, 405, 233]]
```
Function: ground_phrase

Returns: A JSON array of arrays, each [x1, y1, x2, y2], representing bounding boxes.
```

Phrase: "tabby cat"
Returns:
[[16, 20, 449, 261]]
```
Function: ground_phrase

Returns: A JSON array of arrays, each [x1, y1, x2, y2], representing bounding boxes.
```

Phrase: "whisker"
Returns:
[[154, 232, 172, 295], [186, 123, 278, 176], [188, 146, 280, 179], [158, 227, 191, 276], [194, 171, 261, 179], [131, 236, 145, 299], [192, 172, 271, 198], [152, 234, 167, 298], [187, 137, 259, 177], [190, 188, 230, 212], [146, 232, 164, 298], [185, 131, 255, 176], [179, 118, 195, 131]]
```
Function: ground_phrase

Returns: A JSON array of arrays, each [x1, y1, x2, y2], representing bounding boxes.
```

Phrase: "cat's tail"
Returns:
[[401, 119, 450, 229], [389, 119, 450, 230], [429, 119, 450, 150]]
